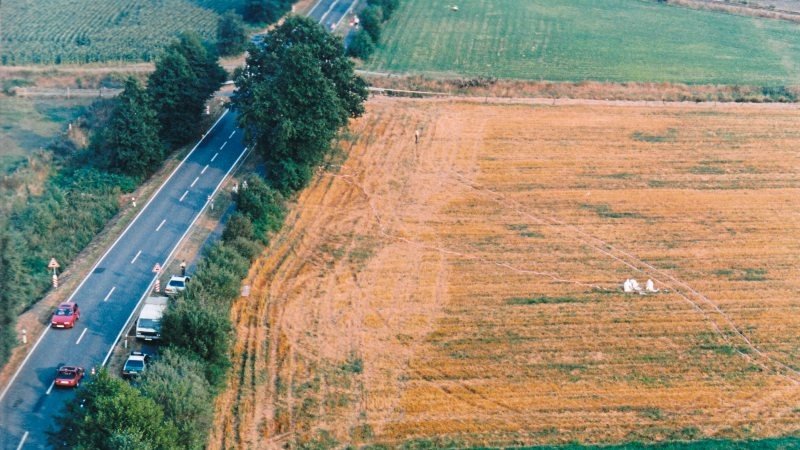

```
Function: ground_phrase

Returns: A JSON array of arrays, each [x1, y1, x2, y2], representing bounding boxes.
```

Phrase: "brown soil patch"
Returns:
[[210, 97, 800, 448]]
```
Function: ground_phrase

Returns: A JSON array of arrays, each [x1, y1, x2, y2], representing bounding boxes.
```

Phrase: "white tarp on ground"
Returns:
[[624, 278, 659, 294]]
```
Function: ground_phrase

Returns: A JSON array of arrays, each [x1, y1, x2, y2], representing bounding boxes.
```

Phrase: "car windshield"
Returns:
[[125, 360, 145, 369], [167, 280, 185, 288], [54, 308, 72, 316], [138, 319, 160, 329], [58, 370, 78, 379]]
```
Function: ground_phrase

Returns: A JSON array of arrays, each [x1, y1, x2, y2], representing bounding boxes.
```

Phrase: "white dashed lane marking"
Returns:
[[76, 328, 88, 345]]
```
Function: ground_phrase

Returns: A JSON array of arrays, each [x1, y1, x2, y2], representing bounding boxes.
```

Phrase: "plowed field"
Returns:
[[210, 97, 800, 448]]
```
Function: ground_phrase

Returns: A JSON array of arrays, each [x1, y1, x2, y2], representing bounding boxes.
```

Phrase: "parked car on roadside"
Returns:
[[51, 302, 80, 328], [164, 275, 190, 296], [122, 352, 149, 379], [54, 366, 85, 388]]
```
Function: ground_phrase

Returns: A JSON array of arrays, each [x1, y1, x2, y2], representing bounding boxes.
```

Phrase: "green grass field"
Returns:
[[0, 96, 92, 161], [0, 0, 224, 65], [366, 0, 800, 84]]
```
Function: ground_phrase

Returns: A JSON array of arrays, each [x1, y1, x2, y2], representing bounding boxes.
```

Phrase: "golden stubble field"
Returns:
[[209, 97, 800, 448]]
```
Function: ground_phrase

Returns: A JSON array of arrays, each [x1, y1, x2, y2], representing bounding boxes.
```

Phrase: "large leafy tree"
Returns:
[[233, 15, 368, 193], [91, 77, 163, 179], [243, 0, 293, 23], [140, 348, 214, 450], [148, 33, 226, 148], [359, 5, 383, 43], [217, 10, 247, 57], [50, 370, 179, 449]]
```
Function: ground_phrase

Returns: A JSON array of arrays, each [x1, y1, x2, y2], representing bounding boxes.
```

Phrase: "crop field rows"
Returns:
[[0, 0, 218, 65], [366, 0, 800, 85], [212, 97, 800, 448]]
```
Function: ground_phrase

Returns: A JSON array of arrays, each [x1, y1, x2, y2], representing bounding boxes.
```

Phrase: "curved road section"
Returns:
[[0, 111, 247, 449]]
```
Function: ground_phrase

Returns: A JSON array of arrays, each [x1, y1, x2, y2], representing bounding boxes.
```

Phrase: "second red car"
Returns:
[[54, 366, 85, 388]]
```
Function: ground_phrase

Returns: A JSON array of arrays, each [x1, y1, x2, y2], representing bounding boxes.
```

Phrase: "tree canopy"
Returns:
[[243, 0, 293, 24], [50, 370, 179, 449], [232, 15, 368, 193], [148, 33, 226, 148], [217, 10, 247, 57], [91, 77, 163, 179]]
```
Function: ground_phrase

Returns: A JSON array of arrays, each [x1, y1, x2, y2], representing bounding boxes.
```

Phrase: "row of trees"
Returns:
[[90, 32, 226, 178], [52, 176, 286, 449], [0, 34, 225, 368], [348, 0, 401, 60], [53, 16, 367, 448]]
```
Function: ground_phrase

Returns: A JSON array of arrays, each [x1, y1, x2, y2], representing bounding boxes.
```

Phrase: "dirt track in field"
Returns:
[[209, 96, 800, 448]]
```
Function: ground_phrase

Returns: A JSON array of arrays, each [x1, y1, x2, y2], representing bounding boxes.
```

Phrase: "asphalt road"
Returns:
[[0, 111, 248, 449], [0, 2, 360, 447], [308, 0, 358, 31]]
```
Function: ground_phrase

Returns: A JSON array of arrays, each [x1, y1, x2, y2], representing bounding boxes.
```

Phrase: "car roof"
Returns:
[[168, 275, 188, 281], [126, 354, 146, 362]]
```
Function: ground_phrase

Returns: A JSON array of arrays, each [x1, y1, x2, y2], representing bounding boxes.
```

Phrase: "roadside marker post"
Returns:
[[152, 263, 161, 293], [48, 258, 60, 289]]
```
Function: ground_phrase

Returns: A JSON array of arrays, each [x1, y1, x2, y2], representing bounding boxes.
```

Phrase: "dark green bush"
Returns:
[[347, 29, 376, 60]]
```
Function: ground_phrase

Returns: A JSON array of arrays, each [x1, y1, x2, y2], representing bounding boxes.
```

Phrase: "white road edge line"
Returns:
[[130, 250, 142, 264], [220, 141, 227, 150], [228, 130, 235, 139], [211, 152, 218, 162], [307, 0, 327, 17], [180, 190, 189, 202], [319, 0, 341, 24], [76, 328, 88, 345], [190, 176, 199, 187], [0, 110, 230, 405], [16, 431, 29, 450], [201, 165, 209, 174], [335, 0, 358, 28], [45, 381, 55, 395], [156, 219, 166, 231], [102, 145, 249, 367], [104, 287, 115, 302]]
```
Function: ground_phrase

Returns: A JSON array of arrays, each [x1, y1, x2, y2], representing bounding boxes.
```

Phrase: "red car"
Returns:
[[54, 366, 85, 388], [51, 302, 80, 328]]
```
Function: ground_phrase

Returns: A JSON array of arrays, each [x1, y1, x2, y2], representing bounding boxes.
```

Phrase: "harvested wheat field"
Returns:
[[210, 97, 800, 448]]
